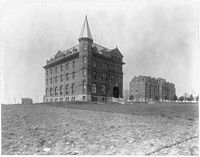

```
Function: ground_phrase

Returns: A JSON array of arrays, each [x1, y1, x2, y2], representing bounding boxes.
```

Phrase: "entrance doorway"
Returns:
[[113, 87, 119, 98]]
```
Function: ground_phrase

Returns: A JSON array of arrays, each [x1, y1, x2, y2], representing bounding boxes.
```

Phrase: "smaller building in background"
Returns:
[[21, 98, 33, 105], [129, 76, 176, 102]]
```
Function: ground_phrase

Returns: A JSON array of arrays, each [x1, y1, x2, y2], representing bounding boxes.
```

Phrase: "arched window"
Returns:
[[60, 75, 63, 82], [102, 85, 106, 95], [65, 63, 68, 69], [83, 56, 87, 63], [93, 60, 96, 67], [66, 73, 69, 81], [46, 88, 48, 96], [92, 84, 96, 94], [55, 76, 57, 83], [55, 67, 57, 73], [83, 69, 87, 76], [66, 85, 68, 94], [60, 85, 62, 95], [72, 72, 75, 79], [93, 71, 96, 79], [83, 81, 86, 92], [50, 88, 53, 96], [72, 84, 75, 94], [55, 87, 57, 96]]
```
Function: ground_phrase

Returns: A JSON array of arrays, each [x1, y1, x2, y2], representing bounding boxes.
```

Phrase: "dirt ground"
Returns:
[[1, 102, 199, 155]]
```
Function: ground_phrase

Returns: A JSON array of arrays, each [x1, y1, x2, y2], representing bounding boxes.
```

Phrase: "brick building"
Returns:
[[43, 16, 124, 102], [129, 76, 175, 102]]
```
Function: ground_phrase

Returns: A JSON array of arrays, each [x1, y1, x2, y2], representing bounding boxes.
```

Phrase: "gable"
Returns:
[[109, 48, 123, 58]]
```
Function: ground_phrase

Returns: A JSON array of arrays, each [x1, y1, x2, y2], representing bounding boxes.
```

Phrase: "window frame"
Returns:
[[92, 83, 97, 94]]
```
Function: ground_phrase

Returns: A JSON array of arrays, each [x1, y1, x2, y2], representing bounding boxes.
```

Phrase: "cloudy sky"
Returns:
[[1, 0, 199, 103]]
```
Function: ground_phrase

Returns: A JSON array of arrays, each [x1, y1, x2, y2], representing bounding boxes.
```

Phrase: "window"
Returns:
[[72, 72, 75, 79], [71, 96, 75, 101], [65, 63, 68, 70], [83, 69, 87, 76], [50, 78, 52, 84], [46, 70, 48, 76], [93, 71, 96, 79], [103, 63, 108, 70], [111, 75, 114, 81], [83, 81, 86, 92], [83, 96, 86, 100], [46, 88, 48, 95], [50, 88, 53, 96], [55, 76, 57, 83], [66, 73, 69, 81], [50, 69, 52, 74], [55, 87, 57, 96], [55, 67, 57, 73], [83, 56, 87, 64], [83, 44, 87, 50], [60, 85, 62, 95], [72, 84, 75, 94], [60, 75, 63, 82], [92, 84, 96, 94], [60, 65, 63, 71], [46, 79, 48, 85], [93, 60, 96, 67], [102, 74, 106, 81], [66, 85, 68, 94], [92, 96, 97, 101], [102, 85, 106, 95], [73, 61, 75, 68]]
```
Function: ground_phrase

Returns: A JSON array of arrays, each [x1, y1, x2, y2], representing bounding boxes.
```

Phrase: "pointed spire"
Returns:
[[79, 15, 93, 41]]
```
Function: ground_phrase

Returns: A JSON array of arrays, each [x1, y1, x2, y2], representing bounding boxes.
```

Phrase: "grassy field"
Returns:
[[1, 102, 199, 155]]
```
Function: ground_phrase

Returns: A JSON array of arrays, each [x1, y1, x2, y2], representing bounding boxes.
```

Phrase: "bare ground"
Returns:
[[1, 102, 199, 155]]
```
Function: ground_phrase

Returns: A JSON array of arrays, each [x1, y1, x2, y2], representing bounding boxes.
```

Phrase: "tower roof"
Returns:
[[79, 16, 93, 40]]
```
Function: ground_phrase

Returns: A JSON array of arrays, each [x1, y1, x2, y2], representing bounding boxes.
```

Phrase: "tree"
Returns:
[[196, 95, 199, 102], [173, 95, 178, 102], [178, 96, 184, 102], [189, 94, 194, 101]]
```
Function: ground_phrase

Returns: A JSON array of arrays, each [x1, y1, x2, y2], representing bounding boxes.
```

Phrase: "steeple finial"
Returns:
[[79, 15, 93, 41]]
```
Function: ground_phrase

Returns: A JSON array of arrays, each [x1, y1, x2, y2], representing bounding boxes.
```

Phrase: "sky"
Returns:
[[0, 0, 199, 103]]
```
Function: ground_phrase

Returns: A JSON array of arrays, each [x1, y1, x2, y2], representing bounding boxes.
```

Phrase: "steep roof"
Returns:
[[79, 16, 93, 40], [109, 47, 123, 57]]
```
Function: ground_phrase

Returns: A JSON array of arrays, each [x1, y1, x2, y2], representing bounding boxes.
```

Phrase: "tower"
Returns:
[[78, 16, 93, 100]]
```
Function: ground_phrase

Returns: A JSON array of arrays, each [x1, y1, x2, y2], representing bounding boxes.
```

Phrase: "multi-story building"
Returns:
[[43, 16, 124, 102], [129, 76, 175, 102]]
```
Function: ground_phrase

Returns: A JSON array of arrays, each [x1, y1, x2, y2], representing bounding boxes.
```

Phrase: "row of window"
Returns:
[[48, 96, 76, 102], [46, 72, 121, 85], [46, 57, 87, 76], [46, 58, 121, 76], [46, 83, 106, 96], [46, 69, 87, 84], [93, 61, 121, 71], [47, 96, 107, 102]]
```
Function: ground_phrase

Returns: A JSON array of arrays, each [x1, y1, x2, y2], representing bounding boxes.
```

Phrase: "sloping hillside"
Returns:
[[1, 103, 199, 155]]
